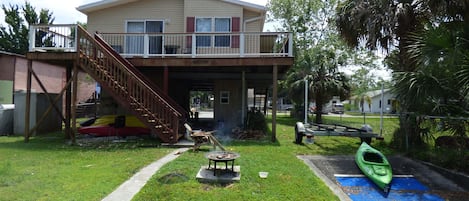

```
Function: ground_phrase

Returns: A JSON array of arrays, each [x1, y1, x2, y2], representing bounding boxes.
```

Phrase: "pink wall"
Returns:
[[1, 52, 95, 104], [12, 54, 95, 103]]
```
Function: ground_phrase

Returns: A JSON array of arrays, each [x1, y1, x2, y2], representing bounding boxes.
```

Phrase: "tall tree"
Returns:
[[269, 0, 374, 123], [396, 22, 469, 136], [337, 0, 469, 148], [0, 2, 54, 55], [284, 38, 351, 123], [336, 0, 432, 148]]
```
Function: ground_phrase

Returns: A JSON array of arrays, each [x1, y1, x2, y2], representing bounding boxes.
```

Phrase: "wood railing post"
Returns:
[[240, 33, 245, 57], [192, 34, 196, 58], [144, 34, 149, 58], [29, 26, 36, 51]]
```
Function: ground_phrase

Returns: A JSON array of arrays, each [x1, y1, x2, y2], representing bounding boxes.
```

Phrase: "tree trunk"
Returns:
[[315, 91, 324, 124], [315, 108, 323, 124]]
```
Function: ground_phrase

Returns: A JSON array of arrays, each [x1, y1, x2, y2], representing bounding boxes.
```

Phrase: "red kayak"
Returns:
[[78, 115, 150, 137]]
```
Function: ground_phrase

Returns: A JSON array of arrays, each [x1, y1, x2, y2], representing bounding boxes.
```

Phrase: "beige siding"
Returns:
[[86, 0, 265, 34], [184, 0, 242, 19], [243, 10, 263, 54], [85, 0, 266, 55], [243, 10, 263, 32], [87, 0, 185, 34]]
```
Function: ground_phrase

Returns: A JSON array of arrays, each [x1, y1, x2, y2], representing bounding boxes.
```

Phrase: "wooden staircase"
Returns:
[[76, 25, 186, 143]]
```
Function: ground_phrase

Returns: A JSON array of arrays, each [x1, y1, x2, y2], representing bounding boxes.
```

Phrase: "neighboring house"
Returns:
[[0, 51, 96, 134], [26, 0, 294, 143], [348, 89, 397, 113], [0, 51, 95, 104]]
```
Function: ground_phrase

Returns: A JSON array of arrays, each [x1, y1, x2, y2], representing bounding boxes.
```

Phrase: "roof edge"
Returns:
[[77, 0, 266, 14], [222, 0, 266, 12], [77, 0, 137, 14]]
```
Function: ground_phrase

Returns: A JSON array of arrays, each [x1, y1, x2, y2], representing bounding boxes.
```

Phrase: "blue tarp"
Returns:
[[335, 176, 444, 201]]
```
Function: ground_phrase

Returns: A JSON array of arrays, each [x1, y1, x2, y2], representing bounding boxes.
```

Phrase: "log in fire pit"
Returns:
[[205, 151, 240, 176]]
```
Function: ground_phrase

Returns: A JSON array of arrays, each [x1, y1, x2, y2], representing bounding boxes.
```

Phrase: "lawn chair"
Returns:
[[184, 123, 225, 152]]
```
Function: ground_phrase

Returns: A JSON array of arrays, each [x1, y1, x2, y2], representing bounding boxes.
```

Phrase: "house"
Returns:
[[26, 0, 294, 143], [348, 89, 397, 113]]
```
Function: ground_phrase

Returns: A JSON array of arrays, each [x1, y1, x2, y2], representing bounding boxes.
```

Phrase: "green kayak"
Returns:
[[355, 142, 393, 192]]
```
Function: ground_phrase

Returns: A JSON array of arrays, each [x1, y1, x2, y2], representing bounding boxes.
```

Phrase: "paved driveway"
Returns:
[[298, 155, 469, 201]]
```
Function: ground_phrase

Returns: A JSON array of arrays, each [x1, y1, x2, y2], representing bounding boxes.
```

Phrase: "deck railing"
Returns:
[[29, 24, 78, 52], [29, 25, 293, 58]]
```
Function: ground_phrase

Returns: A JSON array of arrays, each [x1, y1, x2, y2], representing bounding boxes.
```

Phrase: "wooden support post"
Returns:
[[30, 69, 66, 122], [65, 64, 72, 139], [241, 70, 246, 127], [24, 60, 32, 142], [28, 84, 70, 135], [25, 64, 75, 138], [71, 62, 78, 144], [272, 65, 278, 142], [263, 88, 268, 115]]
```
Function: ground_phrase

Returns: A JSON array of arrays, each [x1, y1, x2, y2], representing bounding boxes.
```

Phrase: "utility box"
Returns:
[[0, 104, 14, 135], [14, 92, 62, 135]]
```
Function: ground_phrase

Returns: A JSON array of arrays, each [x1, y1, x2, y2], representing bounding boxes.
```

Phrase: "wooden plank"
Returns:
[[271, 65, 278, 142], [127, 57, 294, 67], [71, 62, 78, 144], [25, 60, 32, 142]]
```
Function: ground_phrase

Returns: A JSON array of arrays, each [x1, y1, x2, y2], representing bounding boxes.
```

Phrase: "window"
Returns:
[[220, 91, 230, 104], [196, 18, 211, 47], [126, 20, 163, 54], [196, 17, 231, 47], [214, 18, 230, 47]]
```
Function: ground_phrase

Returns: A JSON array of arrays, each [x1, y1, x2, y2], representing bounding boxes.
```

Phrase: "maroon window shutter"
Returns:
[[186, 17, 195, 48], [231, 17, 240, 48]]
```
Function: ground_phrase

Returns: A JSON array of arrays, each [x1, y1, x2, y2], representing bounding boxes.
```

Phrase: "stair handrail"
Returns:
[[93, 32, 187, 117], [77, 25, 184, 118], [76, 25, 183, 141]]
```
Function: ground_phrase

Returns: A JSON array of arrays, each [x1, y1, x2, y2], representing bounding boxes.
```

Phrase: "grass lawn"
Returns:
[[0, 134, 171, 201], [133, 115, 399, 200], [0, 115, 399, 200]]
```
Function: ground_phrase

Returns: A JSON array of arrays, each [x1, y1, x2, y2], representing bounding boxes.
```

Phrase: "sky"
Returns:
[[0, 0, 269, 25]]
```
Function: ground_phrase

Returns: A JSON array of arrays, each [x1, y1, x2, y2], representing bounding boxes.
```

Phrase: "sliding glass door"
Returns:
[[147, 21, 163, 54], [126, 20, 163, 55]]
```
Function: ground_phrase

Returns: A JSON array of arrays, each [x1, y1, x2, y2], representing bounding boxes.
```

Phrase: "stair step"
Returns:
[[78, 36, 184, 144]]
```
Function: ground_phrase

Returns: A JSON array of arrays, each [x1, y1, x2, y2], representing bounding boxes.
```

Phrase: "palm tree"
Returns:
[[284, 42, 351, 123], [396, 21, 469, 136], [336, 0, 469, 148]]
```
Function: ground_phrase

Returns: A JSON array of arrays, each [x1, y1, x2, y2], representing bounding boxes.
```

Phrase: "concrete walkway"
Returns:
[[102, 148, 189, 201]]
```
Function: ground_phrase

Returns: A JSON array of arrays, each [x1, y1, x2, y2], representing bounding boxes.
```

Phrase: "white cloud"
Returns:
[[1, 0, 267, 25]]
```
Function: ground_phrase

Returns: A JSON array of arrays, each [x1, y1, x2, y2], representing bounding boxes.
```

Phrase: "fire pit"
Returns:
[[205, 151, 240, 176]]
